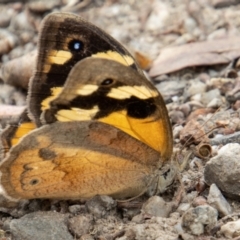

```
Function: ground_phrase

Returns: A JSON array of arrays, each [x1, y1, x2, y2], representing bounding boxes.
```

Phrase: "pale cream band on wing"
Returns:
[[56, 106, 99, 122], [92, 51, 134, 66], [42, 50, 73, 73], [76, 85, 98, 95], [41, 87, 63, 111], [107, 85, 159, 100], [41, 84, 158, 112], [44, 50, 133, 73], [47, 50, 72, 65]]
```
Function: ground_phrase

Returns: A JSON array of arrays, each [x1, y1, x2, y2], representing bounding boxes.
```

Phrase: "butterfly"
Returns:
[[0, 13, 173, 202], [2, 12, 144, 155]]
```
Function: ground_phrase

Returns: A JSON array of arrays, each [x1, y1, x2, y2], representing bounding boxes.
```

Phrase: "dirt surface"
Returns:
[[1, 0, 240, 239]]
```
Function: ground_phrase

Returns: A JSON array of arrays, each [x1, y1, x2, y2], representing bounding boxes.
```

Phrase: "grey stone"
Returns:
[[85, 195, 116, 218], [156, 80, 186, 99], [68, 204, 86, 214], [68, 215, 93, 237], [184, 80, 207, 99], [207, 184, 232, 217], [141, 196, 173, 218], [183, 17, 197, 32], [220, 219, 240, 239], [176, 203, 191, 215], [204, 143, 240, 199], [201, 89, 222, 107], [182, 205, 218, 235], [9, 211, 73, 240], [207, 97, 222, 108], [80, 235, 95, 240]]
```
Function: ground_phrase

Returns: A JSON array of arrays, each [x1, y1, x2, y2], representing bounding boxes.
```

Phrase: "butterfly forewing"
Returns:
[[28, 12, 143, 126]]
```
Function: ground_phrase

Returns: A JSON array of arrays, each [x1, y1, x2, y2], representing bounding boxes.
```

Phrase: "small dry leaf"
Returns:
[[134, 51, 152, 70], [150, 37, 240, 77], [182, 108, 240, 146], [180, 119, 209, 145], [186, 108, 215, 122], [195, 178, 207, 194]]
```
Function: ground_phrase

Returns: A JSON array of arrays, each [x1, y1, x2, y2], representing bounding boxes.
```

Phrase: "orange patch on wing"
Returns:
[[11, 122, 36, 147], [99, 111, 170, 159]]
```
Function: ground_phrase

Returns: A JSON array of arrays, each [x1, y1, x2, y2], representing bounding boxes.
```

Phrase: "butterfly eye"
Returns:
[[68, 39, 83, 52], [101, 78, 114, 86]]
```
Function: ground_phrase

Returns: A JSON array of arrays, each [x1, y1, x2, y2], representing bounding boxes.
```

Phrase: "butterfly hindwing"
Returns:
[[0, 121, 160, 200], [42, 57, 173, 161], [0, 110, 36, 159]]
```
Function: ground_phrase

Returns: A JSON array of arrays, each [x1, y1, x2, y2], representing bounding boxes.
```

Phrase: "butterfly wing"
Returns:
[[42, 58, 173, 161], [0, 121, 160, 200], [3, 12, 143, 150], [0, 58, 173, 201], [0, 13, 174, 201], [0, 110, 36, 159], [28, 12, 143, 126]]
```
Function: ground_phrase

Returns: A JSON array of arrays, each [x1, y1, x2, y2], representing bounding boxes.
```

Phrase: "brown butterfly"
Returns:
[[0, 13, 174, 202]]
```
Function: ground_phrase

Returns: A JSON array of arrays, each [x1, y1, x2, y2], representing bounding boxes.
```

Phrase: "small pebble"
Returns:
[[9, 212, 73, 240], [172, 125, 183, 139], [181, 205, 218, 235], [204, 143, 240, 199], [131, 214, 144, 224], [220, 219, 240, 239], [68, 204, 86, 215], [207, 183, 232, 217], [0, 29, 18, 55], [183, 17, 197, 33], [80, 235, 95, 240], [68, 215, 93, 238], [141, 196, 173, 218], [201, 89, 221, 107], [85, 195, 116, 218], [27, 0, 62, 13], [155, 80, 186, 99], [207, 97, 223, 108], [179, 103, 191, 117], [207, 28, 227, 40], [192, 196, 208, 207], [176, 203, 191, 215], [0, 12, 11, 27], [169, 110, 185, 124], [0, 50, 36, 89]]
